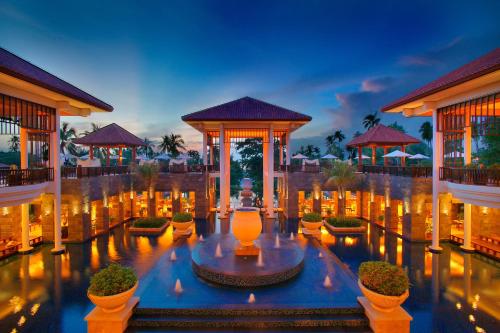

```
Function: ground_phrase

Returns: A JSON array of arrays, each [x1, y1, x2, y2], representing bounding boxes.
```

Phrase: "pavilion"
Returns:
[[182, 96, 311, 218], [346, 124, 420, 171], [73, 123, 145, 166]]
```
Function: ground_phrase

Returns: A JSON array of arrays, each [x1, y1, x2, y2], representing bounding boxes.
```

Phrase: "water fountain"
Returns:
[[247, 293, 256, 304], [191, 178, 304, 287], [170, 250, 177, 261], [318, 252, 324, 258], [290, 232, 295, 240], [174, 279, 183, 294], [199, 234, 204, 242], [323, 275, 332, 288]]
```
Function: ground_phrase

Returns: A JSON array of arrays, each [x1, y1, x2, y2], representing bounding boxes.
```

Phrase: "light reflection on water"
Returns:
[[322, 224, 500, 333]]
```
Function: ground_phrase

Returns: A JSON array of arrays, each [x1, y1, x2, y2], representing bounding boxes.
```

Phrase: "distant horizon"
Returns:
[[1, 0, 499, 152]]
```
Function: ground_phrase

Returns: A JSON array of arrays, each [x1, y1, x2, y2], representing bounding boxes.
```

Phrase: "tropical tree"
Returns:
[[187, 149, 201, 164], [138, 138, 155, 158], [324, 160, 358, 216], [132, 163, 159, 199], [326, 130, 345, 146], [159, 133, 186, 157], [363, 112, 381, 129], [388, 121, 406, 133], [60, 122, 78, 154], [236, 138, 263, 197], [296, 145, 321, 159], [82, 123, 102, 136], [419, 121, 433, 149], [8, 135, 20, 152]]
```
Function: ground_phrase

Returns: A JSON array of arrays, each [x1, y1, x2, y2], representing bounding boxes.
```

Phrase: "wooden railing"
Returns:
[[61, 166, 130, 178], [0, 168, 54, 187], [440, 167, 500, 186], [362, 165, 432, 178]]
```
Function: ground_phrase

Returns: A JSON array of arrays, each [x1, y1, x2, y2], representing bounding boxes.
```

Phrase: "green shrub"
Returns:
[[326, 217, 362, 228], [358, 261, 409, 296], [88, 263, 137, 296], [173, 212, 193, 222], [133, 217, 167, 228], [302, 212, 322, 222], [377, 215, 385, 222]]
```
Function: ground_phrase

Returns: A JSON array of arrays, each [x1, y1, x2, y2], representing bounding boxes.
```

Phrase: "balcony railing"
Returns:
[[0, 168, 54, 187], [61, 166, 130, 178], [440, 167, 500, 186], [362, 165, 432, 178]]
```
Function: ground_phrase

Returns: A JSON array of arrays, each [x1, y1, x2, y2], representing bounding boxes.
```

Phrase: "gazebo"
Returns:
[[346, 124, 420, 171], [73, 123, 146, 166]]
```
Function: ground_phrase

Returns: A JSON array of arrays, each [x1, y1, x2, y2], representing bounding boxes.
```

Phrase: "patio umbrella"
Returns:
[[136, 154, 150, 161], [292, 153, 308, 159], [409, 153, 430, 160], [60, 152, 78, 160], [321, 154, 338, 159], [354, 154, 370, 160], [154, 153, 171, 161], [382, 150, 412, 158], [444, 152, 464, 158]]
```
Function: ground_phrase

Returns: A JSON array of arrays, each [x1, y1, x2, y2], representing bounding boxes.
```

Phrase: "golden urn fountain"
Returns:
[[233, 178, 261, 256]]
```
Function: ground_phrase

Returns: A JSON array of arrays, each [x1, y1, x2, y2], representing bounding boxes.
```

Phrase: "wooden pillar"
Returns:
[[286, 131, 291, 166], [371, 145, 377, 166], [383, 147, 389, 166], [132, 147, 137, 164], [118, 147, 123, 166], [357, 146, 363, 172], [202, 131, 208, 165], [401, 145, 406, 167], [20, 128, 28, 168], [106, 147, 110, 167], [89, 145, 94, 159]]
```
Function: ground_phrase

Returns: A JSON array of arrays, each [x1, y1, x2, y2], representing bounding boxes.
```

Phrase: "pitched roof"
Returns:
[[346, 124, 420, 147], [0, 48, 113, 111], [382, 48, 500, 111], [181, 97, 312, 122], [73, 123, 145, 147]]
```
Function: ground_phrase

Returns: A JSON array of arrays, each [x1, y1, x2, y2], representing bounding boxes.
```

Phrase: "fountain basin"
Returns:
[[191, 234, 304, 287]]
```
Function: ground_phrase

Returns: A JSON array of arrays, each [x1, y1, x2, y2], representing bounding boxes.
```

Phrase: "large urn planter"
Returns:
[[87, 263, 138, 313], [358, 261, 410, 313], [172, 212, 194, 236], [233, 207, 262, 247], [301, 213, 323, 236]]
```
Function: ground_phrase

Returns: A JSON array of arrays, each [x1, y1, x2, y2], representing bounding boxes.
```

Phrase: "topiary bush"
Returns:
[[88, 263, 137, 296], [326, 217, 362, 228], [358, 261, 409, 296], [172, 212, 193, 222], [133, 217, 167, 228], [302, 212, 322, 222]]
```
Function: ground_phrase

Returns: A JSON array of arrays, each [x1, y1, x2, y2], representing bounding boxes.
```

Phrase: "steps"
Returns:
[[128, 307, 371, 331]]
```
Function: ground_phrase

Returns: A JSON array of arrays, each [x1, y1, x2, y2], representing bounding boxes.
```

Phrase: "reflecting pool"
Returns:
[[323, 223, 500, 333], [0, 219, 498, 333]]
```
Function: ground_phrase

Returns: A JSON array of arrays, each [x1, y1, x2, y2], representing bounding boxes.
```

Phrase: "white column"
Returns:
[[285, 131, 291, 166], [461, 203, 474, 251], [279, 137, 284, 166], [430, 110, 443, 252], [50, 109, 65, 254], [20, 128, 28, 168], [263, 140, 268, 213], [19, 203, 33, 253], [224, 141, 231, 211], [266, 127, 274, 217], [202, 131, 208, 165], [219, 125, 226, 217]]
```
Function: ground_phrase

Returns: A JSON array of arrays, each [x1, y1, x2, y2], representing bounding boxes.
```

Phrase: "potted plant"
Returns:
[[325, 217, 366, 233], [87, 263, 138, 313], [129, 217, 169, 235], [171, 212, 193, 235], [358, 261, 409, 313], [301, 212, 323, 233]]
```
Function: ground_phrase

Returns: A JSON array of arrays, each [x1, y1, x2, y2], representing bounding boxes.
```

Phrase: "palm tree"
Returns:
[[419, 121, 433, 149], [8, 135, 20, 152], [132, 163, 159, 200], [326, 130, 346, 147], [82, 123, 101, 136], [363, 112, 381, 129], [60, 122, 77, 154], [159, 133, 186, 157], [138, 138, 155, 158], [324, 160, 358, 216]]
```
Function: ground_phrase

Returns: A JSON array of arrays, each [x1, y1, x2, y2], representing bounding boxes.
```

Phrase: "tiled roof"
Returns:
[[0, 48, 113, 111], [182, 97, 312, 122], [73, 123, 145, 147], [382, 48, 500, 111], [346, 124, 420, 147]]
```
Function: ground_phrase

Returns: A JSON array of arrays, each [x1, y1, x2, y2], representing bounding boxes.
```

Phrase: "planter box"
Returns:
[[324, 222, 366, 234], [129, 221, 169, 235]]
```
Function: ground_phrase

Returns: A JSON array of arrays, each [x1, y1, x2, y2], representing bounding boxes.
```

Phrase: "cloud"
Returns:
[[361, 77, 394, 93]]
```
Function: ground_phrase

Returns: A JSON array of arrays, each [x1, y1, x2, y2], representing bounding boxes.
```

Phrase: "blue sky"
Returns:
[[1, 0, 499, 152]]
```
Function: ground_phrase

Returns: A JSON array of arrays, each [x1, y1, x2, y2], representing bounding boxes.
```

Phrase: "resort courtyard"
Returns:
[[0, 1, 499, 333]]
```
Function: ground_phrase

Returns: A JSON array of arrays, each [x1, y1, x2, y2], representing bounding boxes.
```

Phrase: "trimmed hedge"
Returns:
[[326, 217, 363, 228], [173, 212, 193, 222], [302, 212, 322, 222], [133, 217, 167, 228], [358, 261, 409, 296], [88, 263, 137, 296]]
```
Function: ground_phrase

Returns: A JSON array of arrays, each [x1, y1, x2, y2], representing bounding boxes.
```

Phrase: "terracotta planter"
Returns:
[[171, 220, 193, 234], [88, 282, 138, 313], [233, 207, 262, 247], [301, 220, 323, 232], [358, 279, 409, 313]]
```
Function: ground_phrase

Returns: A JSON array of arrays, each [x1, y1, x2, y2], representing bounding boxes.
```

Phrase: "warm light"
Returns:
[[17, 316, 26, 327], [9, 296, 24, 314], [456, 302, 462, 310], [475, 326, 486, 333], [130, 191, 134, 199], [469, 314, 475, 323], [481, 207, 488, 215], [472, 301, 478, 310], [474, 294, 480, 302], [30, 304, 40, 316], [345, 236, 357, 246], [2, 207, 9, 216]]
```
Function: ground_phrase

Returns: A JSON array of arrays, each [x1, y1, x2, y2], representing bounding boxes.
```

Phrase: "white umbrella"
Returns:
[[60, 152, 78, 160], [154, 153, 171, 161], [292, 153, 308, 159], [382, 150, 412, 158], [78, 154, 89, 160], [321, 154, 338, 159], [109, 155, 126, 160], [444, 152, 464, 158], [355, 154, 370, 160], [409, 153, 430, 160], [136, 154, 150, 161]]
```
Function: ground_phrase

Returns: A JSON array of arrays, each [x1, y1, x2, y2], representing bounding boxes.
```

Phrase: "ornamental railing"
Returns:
[[362, 165, 432, 178], [440, 167, 499, 187], [0, 168, 54, 187], [61, 166, 130, 178]]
